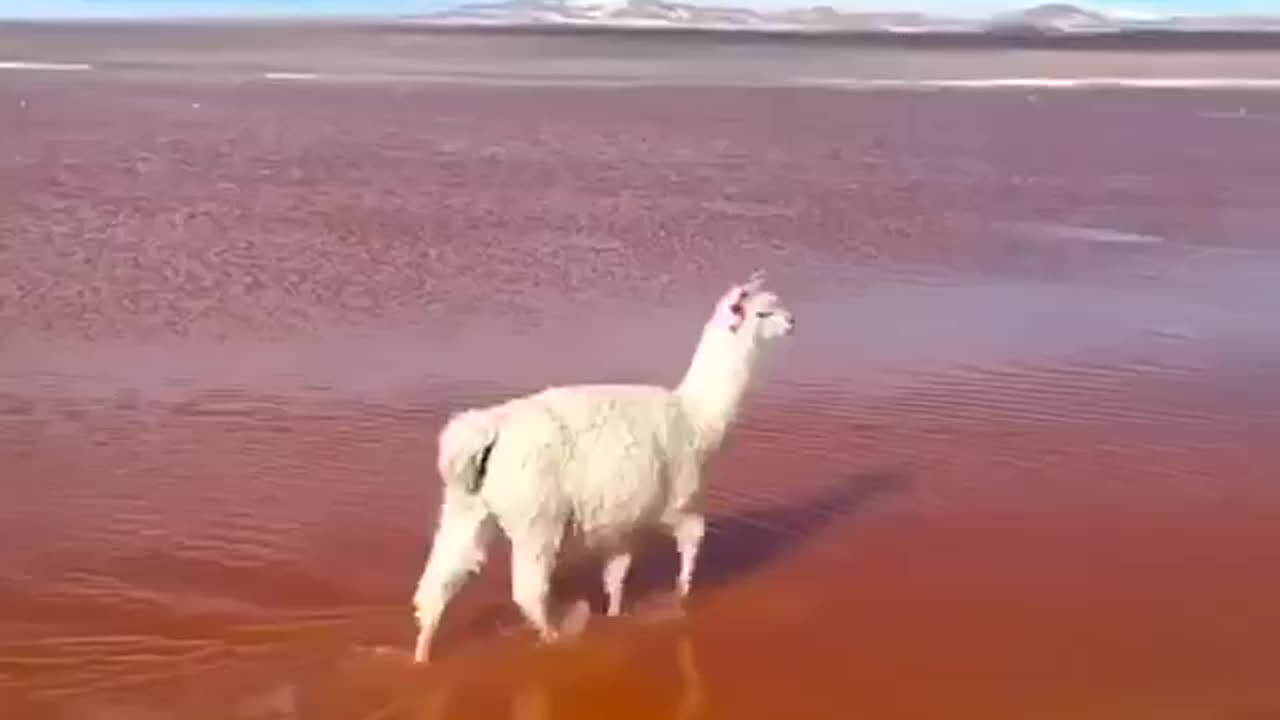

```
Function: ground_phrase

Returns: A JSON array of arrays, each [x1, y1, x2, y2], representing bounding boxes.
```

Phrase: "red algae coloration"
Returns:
[[2, 65, 1280, 720]]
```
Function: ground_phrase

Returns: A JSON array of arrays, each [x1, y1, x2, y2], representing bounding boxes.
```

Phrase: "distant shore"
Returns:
[[4, 19, 1280, 50], [3, 21, 1280, 85]]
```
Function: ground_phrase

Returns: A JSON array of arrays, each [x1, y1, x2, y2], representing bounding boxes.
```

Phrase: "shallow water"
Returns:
[[2, 73, 1279, 719]]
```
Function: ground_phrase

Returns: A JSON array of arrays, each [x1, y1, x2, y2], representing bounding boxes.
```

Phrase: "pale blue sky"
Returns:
[[1, 0, 1277, 19]]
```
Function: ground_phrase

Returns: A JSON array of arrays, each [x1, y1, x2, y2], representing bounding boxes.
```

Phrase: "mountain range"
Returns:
[[406, 2, 1280, 34]]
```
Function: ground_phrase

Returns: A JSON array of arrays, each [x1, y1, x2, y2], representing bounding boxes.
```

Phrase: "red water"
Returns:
[[2, 75, 1280, 719]]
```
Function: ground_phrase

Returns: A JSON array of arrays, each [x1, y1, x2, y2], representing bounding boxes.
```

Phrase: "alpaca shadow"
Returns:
[[693, 469, 908, 593], [560, 469, 909, 613]]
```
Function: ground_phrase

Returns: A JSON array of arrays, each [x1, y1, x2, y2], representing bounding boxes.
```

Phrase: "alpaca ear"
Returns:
[[719, 270, 764, 333], [718, 270, 766, 333], [725, 286, 750, 333]]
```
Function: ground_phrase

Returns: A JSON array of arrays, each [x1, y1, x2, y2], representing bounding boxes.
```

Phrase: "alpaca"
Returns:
[[410, 270, 795, 663]]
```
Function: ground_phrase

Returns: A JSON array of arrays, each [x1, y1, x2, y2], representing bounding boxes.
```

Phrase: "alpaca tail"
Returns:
[[437, 407, 502, 494]]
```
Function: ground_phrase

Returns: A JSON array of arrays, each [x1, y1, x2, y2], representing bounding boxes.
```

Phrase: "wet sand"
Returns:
[[3, 55, 1280, 720]]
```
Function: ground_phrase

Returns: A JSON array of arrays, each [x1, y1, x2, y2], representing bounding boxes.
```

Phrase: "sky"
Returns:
[[1, 0, 1277, 19]]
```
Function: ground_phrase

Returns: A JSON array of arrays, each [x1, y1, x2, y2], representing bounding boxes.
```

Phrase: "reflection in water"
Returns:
[[411, 628, 707, 720], [15, 601, 709, 720]]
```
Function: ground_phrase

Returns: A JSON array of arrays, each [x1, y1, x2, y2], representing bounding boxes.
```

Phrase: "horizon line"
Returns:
[[0, 2, 1278, 22]]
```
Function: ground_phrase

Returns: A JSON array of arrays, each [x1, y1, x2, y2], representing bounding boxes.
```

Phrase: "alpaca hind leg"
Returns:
[[509, 531, 562, 643], [602, 551, 632, 617], [411, 490, 495, 663], [670, 513, 706, 599]]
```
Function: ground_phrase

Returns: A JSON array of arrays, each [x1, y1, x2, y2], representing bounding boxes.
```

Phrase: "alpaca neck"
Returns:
[[675, 325, 759, 455]]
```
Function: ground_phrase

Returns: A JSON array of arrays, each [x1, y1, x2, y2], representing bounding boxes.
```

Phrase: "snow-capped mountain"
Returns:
[[418, 0, 979, 30], [987, 3, 1115, 33], [408, 2, 1280, 34], [423, 0, 770, 28]]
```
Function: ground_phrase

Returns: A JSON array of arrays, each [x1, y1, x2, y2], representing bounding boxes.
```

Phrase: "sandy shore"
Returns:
[[2, 48, 1280, 720]]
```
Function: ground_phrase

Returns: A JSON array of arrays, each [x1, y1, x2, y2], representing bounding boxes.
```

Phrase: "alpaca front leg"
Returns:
[[603, 551, 632, 617], [671, 513, 706, 599]]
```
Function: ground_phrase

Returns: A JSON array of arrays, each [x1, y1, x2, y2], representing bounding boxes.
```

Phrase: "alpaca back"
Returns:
[[477, 383, 702, 545]]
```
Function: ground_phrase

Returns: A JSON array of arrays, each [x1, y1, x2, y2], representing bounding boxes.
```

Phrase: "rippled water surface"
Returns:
[[2, 73, 1280, 719]]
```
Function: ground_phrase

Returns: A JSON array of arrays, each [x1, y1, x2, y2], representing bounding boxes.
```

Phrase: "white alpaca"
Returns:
[[410, 270, 795, 663]]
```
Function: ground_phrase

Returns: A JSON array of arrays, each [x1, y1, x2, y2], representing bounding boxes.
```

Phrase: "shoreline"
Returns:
[[3, 19, 1280, 49], [3, 21, 1280, 84]]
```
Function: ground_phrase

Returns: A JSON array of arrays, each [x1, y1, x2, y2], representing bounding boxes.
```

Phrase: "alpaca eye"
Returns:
[[756, 311, 773, 319]]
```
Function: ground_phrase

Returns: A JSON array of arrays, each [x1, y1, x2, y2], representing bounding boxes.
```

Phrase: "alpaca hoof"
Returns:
[[411, 637, 431, 665]]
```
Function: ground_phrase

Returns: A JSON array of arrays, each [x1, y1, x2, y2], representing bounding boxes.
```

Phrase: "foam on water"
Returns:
[[803, 76, 1280, 90]]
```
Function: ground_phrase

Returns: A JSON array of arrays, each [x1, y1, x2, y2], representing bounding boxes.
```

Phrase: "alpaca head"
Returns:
[[678, 269, 794, 442], [712, 269, 795, 342]]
